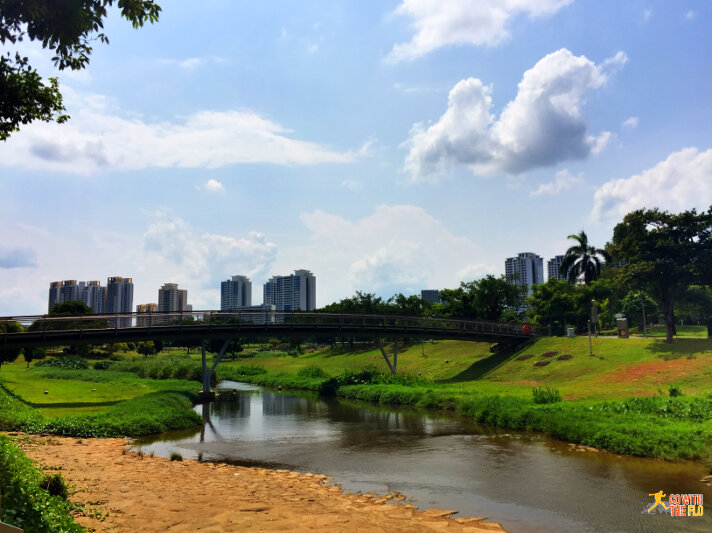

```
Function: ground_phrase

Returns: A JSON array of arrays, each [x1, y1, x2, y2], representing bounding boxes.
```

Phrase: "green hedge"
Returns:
[[0, 435, 82, 532]]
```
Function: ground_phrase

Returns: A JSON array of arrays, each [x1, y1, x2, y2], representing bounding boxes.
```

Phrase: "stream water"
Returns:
[[134, 382, 711, 533]]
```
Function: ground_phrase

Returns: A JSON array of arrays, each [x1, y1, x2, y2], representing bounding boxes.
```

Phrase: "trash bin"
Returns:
[[566, 327, 575, 338]]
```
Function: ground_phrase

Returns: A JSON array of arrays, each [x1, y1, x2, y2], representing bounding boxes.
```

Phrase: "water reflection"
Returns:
[[135, 382, 711, 533]]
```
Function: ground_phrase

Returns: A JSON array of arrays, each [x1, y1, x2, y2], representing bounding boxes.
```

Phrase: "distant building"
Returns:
[[221, 275, 252, 310], [421, 289, 443, 305], [157, 283, 190, 313], [136, 303, 158, 326], [263, 269, 316, 311], [106, 277, 134, 327], [81, 281, 105, 313], [547, 255, 569, 282], [505, 252, 544, 296]]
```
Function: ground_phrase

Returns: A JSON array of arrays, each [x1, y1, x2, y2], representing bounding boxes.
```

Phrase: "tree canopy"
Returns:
[[0, 0, 161, 140], [560, 230, 610, 285], [608, 206, 712, 343]]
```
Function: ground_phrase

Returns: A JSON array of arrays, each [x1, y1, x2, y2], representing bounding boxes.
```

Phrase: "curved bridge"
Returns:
[[2, 311, 534, 391], [1, 310, 533, 348]]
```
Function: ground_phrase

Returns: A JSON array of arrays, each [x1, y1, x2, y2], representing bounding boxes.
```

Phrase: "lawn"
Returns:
[[0, 361, 199, 417]]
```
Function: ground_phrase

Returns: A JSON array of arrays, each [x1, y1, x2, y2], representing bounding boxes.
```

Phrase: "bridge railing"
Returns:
[[1, 310, 532, 341]]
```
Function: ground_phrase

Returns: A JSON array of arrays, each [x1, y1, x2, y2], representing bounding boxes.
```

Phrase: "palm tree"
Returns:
[[560, 231, 610, 285]]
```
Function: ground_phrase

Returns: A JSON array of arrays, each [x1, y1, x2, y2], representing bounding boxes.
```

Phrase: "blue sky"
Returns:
[[1, 0, 711, 314]]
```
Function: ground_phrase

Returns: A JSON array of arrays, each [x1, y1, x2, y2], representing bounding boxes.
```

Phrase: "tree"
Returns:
[[527, 280, 578, 333], [620, 291, 658, 329], [609, 207, 712, 344], [0, 0, 161, 140], [675, 285, 712, 337], [0, 320, 23, 370], [438, 275, 524, 320], [560, 230, 610, 285], [136, 341, 156, 357]]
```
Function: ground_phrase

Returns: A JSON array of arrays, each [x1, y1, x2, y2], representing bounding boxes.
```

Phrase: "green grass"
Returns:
[[0, 361, 200, 417], [0, 434, 82, 532]]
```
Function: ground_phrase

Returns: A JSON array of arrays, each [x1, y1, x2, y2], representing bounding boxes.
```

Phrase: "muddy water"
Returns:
[[135, 382, 711, 533]]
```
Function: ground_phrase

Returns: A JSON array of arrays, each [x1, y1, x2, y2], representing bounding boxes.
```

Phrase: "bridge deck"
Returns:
[[1, 311, 534, 348]]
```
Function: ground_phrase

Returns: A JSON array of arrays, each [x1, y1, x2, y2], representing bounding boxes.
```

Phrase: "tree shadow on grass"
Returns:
[[28, 400, 121, 409], [643, 338, 710, 360], [439, 345, 526, 383]]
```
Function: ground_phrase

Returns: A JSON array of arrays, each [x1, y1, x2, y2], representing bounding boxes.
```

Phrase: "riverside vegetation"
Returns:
[[1, 332, 711, 530]]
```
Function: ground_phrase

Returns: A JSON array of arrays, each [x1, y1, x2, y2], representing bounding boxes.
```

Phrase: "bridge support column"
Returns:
[[377, 339, 398, 374], [199, 339, 231, 401]]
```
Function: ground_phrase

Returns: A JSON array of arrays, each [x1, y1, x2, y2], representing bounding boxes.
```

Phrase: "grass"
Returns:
[[0, 434, 82, 532], [0, 361, 200, 417]]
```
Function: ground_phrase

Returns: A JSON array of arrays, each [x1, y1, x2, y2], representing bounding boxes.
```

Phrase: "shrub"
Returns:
[[0, 435, 82, 532], [34, 357, 88, 370], [296, 366, 329, 379], [170, 452, 183, 461], [668, 385, 684, 397], [93, 360, 113, 370], [532, 386, 562, 404], [41, 472, 69, 500]]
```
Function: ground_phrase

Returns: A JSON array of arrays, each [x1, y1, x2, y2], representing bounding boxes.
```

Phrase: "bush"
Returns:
[[0, 435, 82, 532], [170, 452, 183, 461], [41, 472, 69, 500], [93, 360, 113, 370], [668, 385, 684, 397], [296, 366, 329, 379], [34, 357, 88, 370], [532, 386, 562, 404]]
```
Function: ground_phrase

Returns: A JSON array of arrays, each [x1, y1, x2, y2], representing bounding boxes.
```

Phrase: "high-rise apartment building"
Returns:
[[136, 303, 158, 326], [263, 269, 316, 311], [106, 277, 134, 327], [547, 255, 570, 282], [421, 289, 443, 305], [157, 283, 189, 313], [504, 252, 544, 296], [81, 281, 106, 313], [221, 275, 252, 310]]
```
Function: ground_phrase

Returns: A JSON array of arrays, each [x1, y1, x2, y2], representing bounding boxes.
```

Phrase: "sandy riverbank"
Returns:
[[11, 434, 506, 532]]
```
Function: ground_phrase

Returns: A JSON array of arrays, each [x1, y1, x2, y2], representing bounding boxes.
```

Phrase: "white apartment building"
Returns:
[[263, 269, 316, 311], [221, 275, 252, 310], [504, 252, 544, 295], [157, 283, 189, 313], [547, 255, 569, 282]]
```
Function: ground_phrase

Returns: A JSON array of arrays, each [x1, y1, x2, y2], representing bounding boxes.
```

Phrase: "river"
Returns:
[[134, 382, 711, 532]]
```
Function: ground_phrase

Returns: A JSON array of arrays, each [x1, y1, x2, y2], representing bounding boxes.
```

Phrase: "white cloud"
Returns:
[[276, 205, 497, 306], [643, 9, 653, 21], [403, 49, 624, 181], [307, 44, 319, 54], [203, 179, 225, 194], [530, 169, 584, 197], [0, 213, 278, 314], [592, 147, 712, 221], [387, 0, 574, 62], [622, 116, 639, 129], [341, 180, 362, 191], [685, 10, 697, 20], [0, 91, 360, 174], [160, 56, 225, 72]]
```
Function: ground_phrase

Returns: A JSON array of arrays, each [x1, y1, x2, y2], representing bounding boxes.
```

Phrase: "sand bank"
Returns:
[[12, 434, 505, 532]]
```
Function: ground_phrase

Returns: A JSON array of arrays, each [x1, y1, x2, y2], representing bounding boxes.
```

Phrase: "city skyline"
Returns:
[[2, 2, 710, 315]]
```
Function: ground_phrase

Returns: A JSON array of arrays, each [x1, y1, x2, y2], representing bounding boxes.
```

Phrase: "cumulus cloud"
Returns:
[[387, 0, 574, 62], [203, 179, 225, 194], [403, 49, 623, 181], [0, 247, 37, 269], [530, 169, 584, 197], [0, 214, 278, 314], [275, 205, 497, 306], [0, 91, 361, 174], [622, 116, 639, 129], [592, 147, 712, 221], [159, 56, 225, 72], [140, 212, 277, 295]]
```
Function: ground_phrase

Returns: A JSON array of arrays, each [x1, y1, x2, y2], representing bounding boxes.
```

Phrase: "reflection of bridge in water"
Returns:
[[1, 311, 535, 397]]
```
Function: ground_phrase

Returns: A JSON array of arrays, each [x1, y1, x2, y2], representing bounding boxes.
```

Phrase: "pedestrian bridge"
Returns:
[[1, 311, 534, 388], [1, 310, 533, 349]]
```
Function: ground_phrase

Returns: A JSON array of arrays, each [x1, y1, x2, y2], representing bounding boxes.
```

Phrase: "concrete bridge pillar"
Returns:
[[199, 339, 231, 401]]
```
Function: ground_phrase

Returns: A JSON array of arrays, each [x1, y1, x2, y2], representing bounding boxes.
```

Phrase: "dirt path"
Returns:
[[12, 434, 505, 532]]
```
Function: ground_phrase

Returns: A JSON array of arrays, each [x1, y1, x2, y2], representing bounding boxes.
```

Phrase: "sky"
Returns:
[[1, 0, 711, 315]]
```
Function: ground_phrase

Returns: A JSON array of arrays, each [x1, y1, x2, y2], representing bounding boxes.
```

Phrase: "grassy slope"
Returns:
[[220, 329, 712, 401], [0, 362, 199, 417]]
